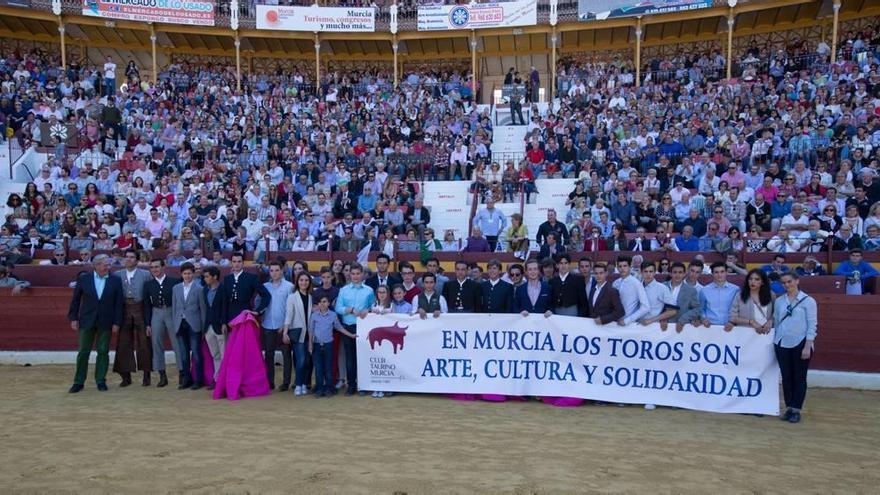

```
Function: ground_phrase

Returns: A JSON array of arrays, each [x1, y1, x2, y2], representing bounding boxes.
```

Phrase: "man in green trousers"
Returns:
[[67, 254, 124, 393]]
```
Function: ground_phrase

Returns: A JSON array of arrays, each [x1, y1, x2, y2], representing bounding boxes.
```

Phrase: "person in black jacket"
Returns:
[[67, 254, 124, 393], [144, 258, 182, 388], [587, 263, 625, 325], [405, 197, 431, 236], [365, 253, 402, 290], [220, 252, 271, 325], [202, 265, 225, 388], [443, 260, 482, 313], [480, 259, 514, 313], [548, 253, 587, 316]]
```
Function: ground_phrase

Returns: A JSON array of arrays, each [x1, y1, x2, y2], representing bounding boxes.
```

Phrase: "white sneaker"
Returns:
[[335, 380, 345, 390], [644, 404, 656, 410], [373, 391, 385, 398], [294, 386, 304, 396]]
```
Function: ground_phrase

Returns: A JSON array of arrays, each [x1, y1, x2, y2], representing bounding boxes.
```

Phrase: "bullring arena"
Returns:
[[2, 0, 880, 491]]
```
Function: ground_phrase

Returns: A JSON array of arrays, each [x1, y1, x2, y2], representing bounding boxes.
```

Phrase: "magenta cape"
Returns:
[[541, 397, 584, 407], [212, 312, 270, 401]]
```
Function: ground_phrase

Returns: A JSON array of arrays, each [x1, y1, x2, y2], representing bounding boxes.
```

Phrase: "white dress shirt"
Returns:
[[612, 275, 651, 324]]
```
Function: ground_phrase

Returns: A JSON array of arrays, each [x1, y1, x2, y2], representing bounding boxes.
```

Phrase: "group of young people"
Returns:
[[67, 248, 818, 422]]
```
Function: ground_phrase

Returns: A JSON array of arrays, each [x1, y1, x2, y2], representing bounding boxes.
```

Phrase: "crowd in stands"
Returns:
[[526, 30, 880, 263], [0, 50, 487, 264], [0, 25, 879, 296]]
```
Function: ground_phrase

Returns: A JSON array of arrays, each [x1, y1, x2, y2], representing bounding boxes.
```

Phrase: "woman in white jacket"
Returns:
[[283, 272, 314, 396]]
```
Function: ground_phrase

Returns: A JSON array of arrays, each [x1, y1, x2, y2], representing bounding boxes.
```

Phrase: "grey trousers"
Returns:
[[204, 325, 226, 381], [150, 307, 182, 371]]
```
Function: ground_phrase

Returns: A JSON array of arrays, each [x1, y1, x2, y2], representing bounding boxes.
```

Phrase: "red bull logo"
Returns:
[[368, 322, 408, 354]]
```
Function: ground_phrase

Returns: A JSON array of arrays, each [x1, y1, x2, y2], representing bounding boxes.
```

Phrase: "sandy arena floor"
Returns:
[[0, 364, 878, 494]]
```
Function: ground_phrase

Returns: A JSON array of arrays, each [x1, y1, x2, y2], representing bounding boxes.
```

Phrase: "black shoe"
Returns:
[[190, 383, 203, 390], [780, 409, 793, 421], [206, 384, 215, 391], [788, 412, 801, 423], [157, 371, 168, 388], [68, 384, 84, 393], [268, 383, 276, 391], [278, 383, 290, 392], [345, 387, 356, 396], [97, 383, 108, 391], [120, 373, 132, 387], [178, 381, 193, 390], [142, 372, 151, 387]]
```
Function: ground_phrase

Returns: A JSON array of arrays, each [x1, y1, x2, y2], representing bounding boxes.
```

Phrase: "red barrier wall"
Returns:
[[1, 290, 877, 373]]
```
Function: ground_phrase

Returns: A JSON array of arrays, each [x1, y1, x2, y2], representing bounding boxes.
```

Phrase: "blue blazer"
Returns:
[[513, 281, 551, 314], [204, 283, 225, 333], [68, 272, 124, 332]]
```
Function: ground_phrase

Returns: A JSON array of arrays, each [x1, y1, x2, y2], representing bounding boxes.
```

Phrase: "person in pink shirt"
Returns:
[[144, 208, 165, 238], [720, 162, 746, 190], [755, 175, 779, 203]]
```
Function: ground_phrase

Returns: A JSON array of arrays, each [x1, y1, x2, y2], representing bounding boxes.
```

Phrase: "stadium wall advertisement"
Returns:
[[577, 0, 712, 21], [417, 0, 538, 31], [81, 0, 215, 26], [255, 5, 376, 32], [358, 314, 781, 415]]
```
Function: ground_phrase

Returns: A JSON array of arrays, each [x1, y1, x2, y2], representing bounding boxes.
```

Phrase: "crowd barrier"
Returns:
[[0, 290, 877, 374]]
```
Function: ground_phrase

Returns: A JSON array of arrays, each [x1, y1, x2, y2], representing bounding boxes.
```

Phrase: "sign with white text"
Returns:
[[256, 5, 375, 32], [358, 314, 780, 415], [417, 0, 537, 31], [82, 0, 215, 26]]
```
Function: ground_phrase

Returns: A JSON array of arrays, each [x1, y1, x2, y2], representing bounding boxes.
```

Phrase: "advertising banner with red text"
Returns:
[[256, 5, 376, 32]]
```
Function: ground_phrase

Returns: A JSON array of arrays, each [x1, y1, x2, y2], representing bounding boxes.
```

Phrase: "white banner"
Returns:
[[256, 5, 375, 32], [417, 0, 537, 31], [357, 314, 780, 415]]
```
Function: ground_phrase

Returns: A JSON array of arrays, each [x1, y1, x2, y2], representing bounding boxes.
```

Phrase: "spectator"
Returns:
[[834, 249, 879, 295], [0, 265, 30, 295]]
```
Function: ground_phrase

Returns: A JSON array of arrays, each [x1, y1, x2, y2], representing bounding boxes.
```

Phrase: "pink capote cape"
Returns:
[[541, 397, 584, 407], [212, 312, 270, 401]]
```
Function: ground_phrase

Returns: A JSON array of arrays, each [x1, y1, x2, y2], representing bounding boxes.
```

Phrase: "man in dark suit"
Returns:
[[405, 197, 431, 237], [365, 253, 402, 290], [665, 262, 702, 332], [513, 259, 551, 315], [443, 259, 482, 313], [480, 259, 514, 313], [587, 263, 625, 325], [144, 258, 181, 388], [578, 257, 596, 297], [220, 252, 270, 325], [537, 233, 566, 260], [549, 253, 587, 316], [67, 254, 124, 393], [628, 230, 651, 252]]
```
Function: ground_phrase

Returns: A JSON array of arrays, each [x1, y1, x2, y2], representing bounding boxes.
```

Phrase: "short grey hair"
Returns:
[[93, 254, 110, 264]]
